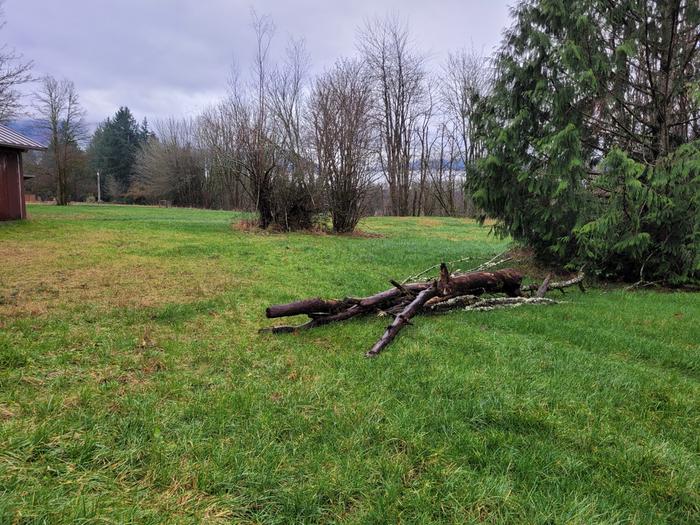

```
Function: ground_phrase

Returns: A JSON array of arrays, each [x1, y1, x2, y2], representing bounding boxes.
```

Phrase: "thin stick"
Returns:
[[400, 256, 473, 284], [389, 279, 416, 297], [521, 272, 585, 293], [400, 250, 516, 285], [464, 297, 558, 311], [465, 251, 513, 272]]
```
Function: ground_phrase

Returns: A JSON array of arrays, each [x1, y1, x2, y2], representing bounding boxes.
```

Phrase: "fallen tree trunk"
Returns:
[[266, 298, 356, 318], [262, 265, 584, 357], [358, 283, 430, 309], [260, 305, 364, 334], [266, 269, 522, 321], [438, 266, 524, 297], [365, 282, 439, 358]]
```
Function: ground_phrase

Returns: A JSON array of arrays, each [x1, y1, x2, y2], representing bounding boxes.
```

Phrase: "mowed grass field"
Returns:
[[0, 204, 698, 524]]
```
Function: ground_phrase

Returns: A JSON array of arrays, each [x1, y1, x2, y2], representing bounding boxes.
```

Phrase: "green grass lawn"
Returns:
[[1, 204, 698, 524]]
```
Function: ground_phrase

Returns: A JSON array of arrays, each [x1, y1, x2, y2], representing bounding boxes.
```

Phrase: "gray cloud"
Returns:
[[5, 0, 511, 125]]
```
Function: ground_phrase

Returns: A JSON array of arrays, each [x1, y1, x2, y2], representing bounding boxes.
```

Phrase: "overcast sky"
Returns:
[[5, 0, 512, 126]]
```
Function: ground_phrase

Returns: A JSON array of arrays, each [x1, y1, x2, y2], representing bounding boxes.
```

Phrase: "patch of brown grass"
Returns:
[[145, 464, 237, 523], [0, 405, 17, 420], [231, 217, 264, 233], [232, 218, 383, 238], [0, 231, 234, 319], [339, 229, 383, 238], [416, 217, 442, 227]]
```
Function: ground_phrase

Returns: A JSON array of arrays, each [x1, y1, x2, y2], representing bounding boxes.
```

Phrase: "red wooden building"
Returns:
[[0, 124, 46, 221]]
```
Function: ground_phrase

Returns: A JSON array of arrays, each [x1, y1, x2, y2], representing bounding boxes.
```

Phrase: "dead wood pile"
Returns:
[[262, 263, 585, 357]]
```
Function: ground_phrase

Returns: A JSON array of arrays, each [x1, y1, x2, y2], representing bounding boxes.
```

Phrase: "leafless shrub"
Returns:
[[198, 101, 247, 210], [310, 58, 375, 232], [203, 12, 320, 229], [267, 37, 321, 230], [132, 118, 207, 206]]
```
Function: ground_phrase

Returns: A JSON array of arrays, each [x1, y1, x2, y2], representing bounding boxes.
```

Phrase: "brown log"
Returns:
[[358, 282, 431, 309], [260, 305, 363, 333], [365, 283, 439, 358], [266, 269, 522, 320], [267, 298, 339, 318], [380, 298, 412, 316], [440, 268, 524, 297], [263, 268, 528, 342], [266, 297, 359, 318]]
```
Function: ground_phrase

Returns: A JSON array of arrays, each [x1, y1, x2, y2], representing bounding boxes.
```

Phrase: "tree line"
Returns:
[[4, 1, 698, 282], [17, 13, 488, 233]]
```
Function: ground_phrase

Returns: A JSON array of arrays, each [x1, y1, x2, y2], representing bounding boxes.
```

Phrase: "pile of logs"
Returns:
[[262, 263, 585, 358]]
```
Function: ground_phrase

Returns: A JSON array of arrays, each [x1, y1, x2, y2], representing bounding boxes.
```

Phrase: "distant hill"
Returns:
[[6, 119, 50, 145], [7, 118, 96, 148]]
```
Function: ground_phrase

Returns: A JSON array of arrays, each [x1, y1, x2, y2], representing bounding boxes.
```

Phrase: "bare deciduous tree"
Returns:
[[0, 2, 32, 123], [412, 80, 437, 216], [268, 38, 309, 169], [206, 14, 320, 229], [33, 76, 86, 205], [198, 100, 247, 209], [267, 37, 320, 230], [430, 121, 461, 216], [310, 58, 375, 232], [442, 49, 491, 167], [233, 11, 279, 228], [132, 118, 208, 206], [358, 15, 426, 216], [442, 48, 491, 216]]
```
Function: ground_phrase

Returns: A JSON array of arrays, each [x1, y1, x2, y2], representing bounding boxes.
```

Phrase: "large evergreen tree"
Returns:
[[89, 107, 150, 200], [472, 0, 700, 283]]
